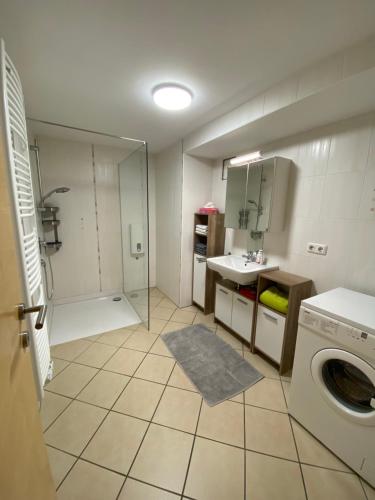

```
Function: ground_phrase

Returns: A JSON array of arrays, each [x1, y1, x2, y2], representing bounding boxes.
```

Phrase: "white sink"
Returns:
[[207, 255, 278, 285]]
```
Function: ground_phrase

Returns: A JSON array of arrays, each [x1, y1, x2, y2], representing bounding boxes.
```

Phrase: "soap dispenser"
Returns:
[[256, 250, 264, 264]]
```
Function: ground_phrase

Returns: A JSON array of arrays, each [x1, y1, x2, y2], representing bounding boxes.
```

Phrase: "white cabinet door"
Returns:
[[215, 284, 233, 327], [193, 254, 207, 308], [255, 305, 285, 363], [232, 295, 254, 342]]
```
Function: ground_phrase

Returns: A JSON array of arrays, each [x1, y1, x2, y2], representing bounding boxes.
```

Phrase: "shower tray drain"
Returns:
[[112, 297, 122, 301]]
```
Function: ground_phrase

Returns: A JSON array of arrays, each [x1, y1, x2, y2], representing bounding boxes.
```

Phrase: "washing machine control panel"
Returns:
[[299, 307, 375, 359]]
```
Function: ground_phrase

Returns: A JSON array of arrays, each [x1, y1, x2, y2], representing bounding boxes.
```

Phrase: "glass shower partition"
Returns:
[[118, 143, 150, 329]]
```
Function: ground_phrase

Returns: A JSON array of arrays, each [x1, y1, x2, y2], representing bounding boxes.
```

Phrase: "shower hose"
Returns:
[[41, 254, 54, 300]]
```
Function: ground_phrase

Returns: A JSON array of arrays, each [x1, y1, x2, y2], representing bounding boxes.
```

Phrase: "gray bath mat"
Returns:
[[162, 324, 263, 406]]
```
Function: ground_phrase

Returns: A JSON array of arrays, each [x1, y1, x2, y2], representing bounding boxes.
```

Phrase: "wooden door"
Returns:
[[0, 124, 55, 499]]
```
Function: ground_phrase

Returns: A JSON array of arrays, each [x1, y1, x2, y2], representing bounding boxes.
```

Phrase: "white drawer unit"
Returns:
[[255, 304, 286, 363], [193, 254, 207, 308], [215, 284, 233, 327], [215, 283, 254, 342], [232, 295, 254, 342]]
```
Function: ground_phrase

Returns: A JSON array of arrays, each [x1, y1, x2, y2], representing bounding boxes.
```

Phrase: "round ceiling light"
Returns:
[[152, 84, 192, 110]]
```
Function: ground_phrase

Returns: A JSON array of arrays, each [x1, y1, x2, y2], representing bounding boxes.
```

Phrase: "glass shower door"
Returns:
[[118, 144, 149, 329]]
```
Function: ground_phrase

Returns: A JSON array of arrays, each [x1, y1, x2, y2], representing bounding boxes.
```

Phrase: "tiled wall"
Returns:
[[184, 35, 375, 153], [180, 154, 214, 307], [38, 137, 101, 300], [155, 142, 183, 305], [211, 112, 375, 295], [37, 136, 142, 301]]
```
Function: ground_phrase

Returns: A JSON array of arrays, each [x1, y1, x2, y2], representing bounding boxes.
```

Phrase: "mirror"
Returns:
[[224, 165, 248, 230], [224, 157, 276, 251], [256, 160, 274, 232]]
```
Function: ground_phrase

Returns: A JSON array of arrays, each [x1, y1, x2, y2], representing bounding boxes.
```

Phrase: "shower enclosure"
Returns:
[[1, 40, 149, 402], [27, 119, 150, 346]]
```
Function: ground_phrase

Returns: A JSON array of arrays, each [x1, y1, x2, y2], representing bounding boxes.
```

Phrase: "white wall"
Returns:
[[180, 154, 214, 307], [38, 137, 101, 300], [38, 136, 156, 301], [184, 35, 375, 154], [154, 37, 375, 304], [211, 112, 375, 296], [155, 142, 183, 305]]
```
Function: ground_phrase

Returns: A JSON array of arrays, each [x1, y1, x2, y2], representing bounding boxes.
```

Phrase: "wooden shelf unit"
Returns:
[[251, 270, 312, 375], [192, 213, 225, 314]]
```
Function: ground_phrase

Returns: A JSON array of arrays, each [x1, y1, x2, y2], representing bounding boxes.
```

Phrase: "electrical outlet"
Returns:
[[307, 242, 328, 255]]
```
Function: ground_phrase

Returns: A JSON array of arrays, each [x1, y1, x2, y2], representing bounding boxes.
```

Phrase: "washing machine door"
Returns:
[[311, 348, 375, 425]]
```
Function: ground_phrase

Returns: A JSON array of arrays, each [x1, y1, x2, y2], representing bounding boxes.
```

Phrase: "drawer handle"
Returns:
[[263, 311, 278, 322], [196, 257, 206, 263], [219, 288, 229, 295], [237, 298, 247, 305]]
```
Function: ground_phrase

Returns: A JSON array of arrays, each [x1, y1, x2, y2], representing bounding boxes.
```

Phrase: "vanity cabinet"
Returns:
[[255, 305, 285, 363], [215, 284, 233, 326], [252, 270, 312, 374], [232, 294, 254, 340], [214, 281, 254, 342]]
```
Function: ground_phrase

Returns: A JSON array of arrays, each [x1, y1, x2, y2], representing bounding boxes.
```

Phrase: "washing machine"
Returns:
[[289, 287, 375, 487]]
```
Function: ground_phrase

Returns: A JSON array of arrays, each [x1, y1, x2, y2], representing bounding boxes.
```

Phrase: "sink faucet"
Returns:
[[242, 251, 256, 263]]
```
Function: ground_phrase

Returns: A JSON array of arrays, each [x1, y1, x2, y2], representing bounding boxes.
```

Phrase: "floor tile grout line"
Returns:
[[180, 397, 204, 498], [48, 295, 191, 494], [55, 455, 80, 491], [115, 360, 178, 499], [46, 358, 359, 496], [50, 360, 115, 492], [43, 362, 105, 434], [126, 475, 188, 498], [286, 405, 309, 500], [45, 382, 290, 418], [50, 336, 96, 365], [243, 389, 247, 500], [360, 478, 371, 500], [47, 344, 135, 490], [46, 443, 80, 490], [45, 378, 288, 415], [47, 426, 357, 483], [280, 377, 290, 409], [50, 359, 72, 380], [48, 320, 362, 496]]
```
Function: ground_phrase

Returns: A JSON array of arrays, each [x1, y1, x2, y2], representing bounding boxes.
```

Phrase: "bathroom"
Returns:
[[0, 2, 375, 500]]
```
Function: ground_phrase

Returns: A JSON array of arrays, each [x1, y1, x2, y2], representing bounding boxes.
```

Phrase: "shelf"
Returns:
[[45, 241, 62, 250], [42, 220, 60, 227], [38, 206, 59, 214], [193, 213, 225, 314], [258, 270, 311, 288]]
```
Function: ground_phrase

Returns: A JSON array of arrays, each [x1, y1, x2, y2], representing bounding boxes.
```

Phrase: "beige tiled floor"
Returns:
[[43, 288, 373, 500]]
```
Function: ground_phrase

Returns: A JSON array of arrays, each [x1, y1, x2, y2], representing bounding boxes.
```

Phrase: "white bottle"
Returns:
[[256, 250, 264, 264]]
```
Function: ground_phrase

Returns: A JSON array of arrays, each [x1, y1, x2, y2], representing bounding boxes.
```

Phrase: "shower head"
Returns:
[[42, 186, 70, 203]]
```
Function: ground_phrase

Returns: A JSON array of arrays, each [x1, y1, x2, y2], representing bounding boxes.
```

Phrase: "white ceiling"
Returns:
[[1, 0, 375, 152]]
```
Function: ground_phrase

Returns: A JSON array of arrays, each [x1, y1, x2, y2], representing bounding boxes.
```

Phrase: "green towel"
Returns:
[[260, 286, 289, 314]]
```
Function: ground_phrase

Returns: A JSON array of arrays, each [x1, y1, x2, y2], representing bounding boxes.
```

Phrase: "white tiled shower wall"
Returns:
[[211, 112, 375, 295], [37, 136, 156, 301]]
